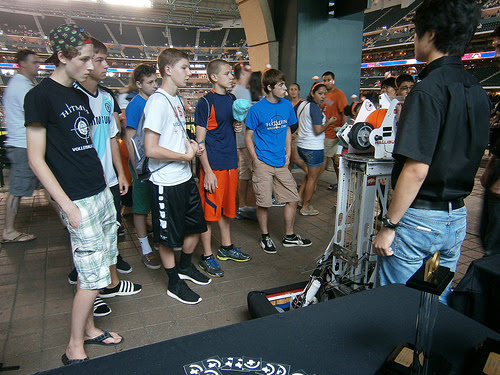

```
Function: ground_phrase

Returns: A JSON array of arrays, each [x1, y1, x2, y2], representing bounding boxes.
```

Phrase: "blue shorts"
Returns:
[[297, 147, 324, 167]]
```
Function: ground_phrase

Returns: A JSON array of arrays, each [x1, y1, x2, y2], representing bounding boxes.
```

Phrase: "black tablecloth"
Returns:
[[39, 284, 500, 375], [450, 254, 500, 333]]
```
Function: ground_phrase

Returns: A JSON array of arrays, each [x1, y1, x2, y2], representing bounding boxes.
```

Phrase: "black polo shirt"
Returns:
[[392, 56, 491, 202]]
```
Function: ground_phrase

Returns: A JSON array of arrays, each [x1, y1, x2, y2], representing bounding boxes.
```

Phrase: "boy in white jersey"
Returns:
[[74, 37, 141, 304], [144, 48, 209, 304]]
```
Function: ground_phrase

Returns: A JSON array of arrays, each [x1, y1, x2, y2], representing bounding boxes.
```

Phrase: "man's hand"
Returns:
[[184, 139, 197, 160], [196, 142, 205, 157], [372, 227, 396, 256], [233, 121, 243, 133], [65, 203, 82, 229], [203, 170, 218, 194], [118, 174, 130, 196]]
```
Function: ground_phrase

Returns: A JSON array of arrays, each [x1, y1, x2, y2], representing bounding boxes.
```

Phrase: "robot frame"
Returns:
[[290, 98, 401, 309]]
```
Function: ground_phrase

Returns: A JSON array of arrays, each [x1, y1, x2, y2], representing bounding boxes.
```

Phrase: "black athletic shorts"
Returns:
[[151, 177, 207, 248]]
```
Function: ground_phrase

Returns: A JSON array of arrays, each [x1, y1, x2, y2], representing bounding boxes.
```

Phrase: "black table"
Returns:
[[39, 284, 500, 375], [450, 254, 500, 333]]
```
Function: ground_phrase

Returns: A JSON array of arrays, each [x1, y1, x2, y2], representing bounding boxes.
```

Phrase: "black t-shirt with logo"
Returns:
[[392, 56, 491, 201], [24, 78, 106, 201]]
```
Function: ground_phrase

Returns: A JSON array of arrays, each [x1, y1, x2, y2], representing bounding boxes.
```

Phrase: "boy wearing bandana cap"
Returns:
[[25, 24, 125, 365]]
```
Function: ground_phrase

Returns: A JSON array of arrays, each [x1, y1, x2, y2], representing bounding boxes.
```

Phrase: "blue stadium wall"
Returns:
[[274, 0, 364, 100]]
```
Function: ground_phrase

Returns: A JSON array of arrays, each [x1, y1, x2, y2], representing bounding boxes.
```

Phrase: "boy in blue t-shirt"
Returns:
[[124, 64, 162, 270], [195, 59, 251, 277], [244, 68, 312, 254]]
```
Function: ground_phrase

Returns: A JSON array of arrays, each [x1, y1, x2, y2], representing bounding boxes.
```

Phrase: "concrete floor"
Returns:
[[0, 158, 487, 374]]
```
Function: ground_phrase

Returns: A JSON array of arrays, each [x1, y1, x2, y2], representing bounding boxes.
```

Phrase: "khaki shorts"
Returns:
[[237, 147, 252, 180], [252, 159, 299, 207], [324, 138, 339, 158]]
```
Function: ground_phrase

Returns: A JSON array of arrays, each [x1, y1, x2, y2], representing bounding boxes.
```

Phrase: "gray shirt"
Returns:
[[232, 84, 251, 148], [5, 73, 34, 148]]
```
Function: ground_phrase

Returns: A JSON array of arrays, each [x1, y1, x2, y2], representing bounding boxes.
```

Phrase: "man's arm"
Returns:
[[245, 128, 258, 162], [144, 128, 196, 162], [372, 158, 429, 256], [110, 136, 129, 195], [195, 125, 218, 194], [480, 155, 500, 196], [285, 127, 292, 163], [27, 124, 81, 228], [124, 127, 137, 176]]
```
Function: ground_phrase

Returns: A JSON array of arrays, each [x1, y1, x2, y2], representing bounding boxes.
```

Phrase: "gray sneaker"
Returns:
[[141, 252, 161, 270], [217, 246, 252, 262], [199, 254, 224, 277]]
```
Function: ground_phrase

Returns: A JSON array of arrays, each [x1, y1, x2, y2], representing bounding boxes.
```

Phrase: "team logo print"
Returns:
[[266, 114, 287, 134], [105, 102, 111, 113], [72, 114, 91, 141]]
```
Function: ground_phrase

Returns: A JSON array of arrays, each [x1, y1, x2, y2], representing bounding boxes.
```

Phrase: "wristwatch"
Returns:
[[382, 215, 398, 230]]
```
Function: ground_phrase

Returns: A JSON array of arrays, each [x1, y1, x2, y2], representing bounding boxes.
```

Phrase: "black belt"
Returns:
[[410, 198, 465, 211]]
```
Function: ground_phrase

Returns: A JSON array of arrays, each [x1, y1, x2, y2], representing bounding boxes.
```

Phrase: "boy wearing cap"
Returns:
[[195, 59, 252, 278], [25, 24, 124, 365], [244, 68, 312, 254]]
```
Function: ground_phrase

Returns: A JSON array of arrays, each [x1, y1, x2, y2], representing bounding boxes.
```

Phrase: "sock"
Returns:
[[221, 244, 233, 250], [285, 234, 296, 239], [165, 267, 179, 286], [179, 252, 192, 269], [261, 234, 270, 240], [139, 237, 153, 255]]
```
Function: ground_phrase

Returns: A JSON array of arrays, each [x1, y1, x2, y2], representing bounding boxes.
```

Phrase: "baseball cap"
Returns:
[[46, 24, 92, 63]]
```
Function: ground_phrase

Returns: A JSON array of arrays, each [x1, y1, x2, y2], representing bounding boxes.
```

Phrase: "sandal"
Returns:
[[61, 353, 89, 366], [1, 233, 36, 243], [84, 330, 123, 346]]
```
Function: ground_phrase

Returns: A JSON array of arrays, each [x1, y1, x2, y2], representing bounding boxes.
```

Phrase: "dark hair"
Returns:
[[493, 25, 500, 39], [306, 83, 326, 102], [344, 102, 362, 117], [262, 68, 285, 94], [250, 71, 262, 101], [381, 77, 397, 89], [413, 0, 480, 56], [157, 48, 189, 78], [91, 37, 107, 55], [396, 74, 414, 88], [290, 83, 300, 91], [207, 59, 229, 83], [322, 71, 335, 80], [133, 63, 157, 84], [233, 63, 243, 80], [16, 49, 37, 64]]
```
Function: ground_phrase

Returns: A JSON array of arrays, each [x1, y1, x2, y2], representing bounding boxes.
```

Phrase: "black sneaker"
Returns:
[[282, 234, 312, 247], [118, 222, 125, 236], [178, 263, 211, 285], [260, 236, 277, 254], [199, 255, 224, 277], [116, 254, 132, 274], [93, 297, 111, 317], [217, 246, 252, 262], [167, 280, 202, 305], [68, 268, 78, 285]]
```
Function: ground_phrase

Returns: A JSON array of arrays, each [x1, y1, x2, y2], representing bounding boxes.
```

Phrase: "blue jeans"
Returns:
[[376, 206, 467, 304]]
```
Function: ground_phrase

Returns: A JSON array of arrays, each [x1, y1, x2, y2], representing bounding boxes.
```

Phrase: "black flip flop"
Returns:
[[84, 330, 124, 346], [61, 353, 89, 366]]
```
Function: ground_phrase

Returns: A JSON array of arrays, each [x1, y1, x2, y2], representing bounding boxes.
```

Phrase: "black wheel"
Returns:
[[349, 122, 374, 150]]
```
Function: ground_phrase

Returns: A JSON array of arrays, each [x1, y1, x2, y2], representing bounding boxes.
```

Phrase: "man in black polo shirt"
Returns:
[[372, 0, 491, 304]]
